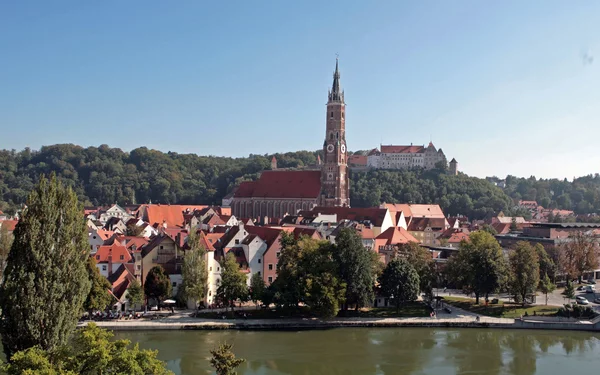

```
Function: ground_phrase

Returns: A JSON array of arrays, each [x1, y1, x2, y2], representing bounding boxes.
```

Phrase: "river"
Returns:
[[115, 328, 600, 374]]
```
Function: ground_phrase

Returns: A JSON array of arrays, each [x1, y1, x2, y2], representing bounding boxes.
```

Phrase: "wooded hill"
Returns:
[[1, 144, 599, 220]]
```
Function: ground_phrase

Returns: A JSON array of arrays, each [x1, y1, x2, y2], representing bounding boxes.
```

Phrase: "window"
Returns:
[[160, 245, 164, 250], [235, 239, 240, 245], [276, 252, 280, 258], [258, 259, 261, 264], [102, 265, 107, 271], [217, 267, 220, 271], [258, 271, 261, 276], [268, 276, 273, 283], [172, 282, 177, 287], [136, 265, 141, 270], [96, 255, 100, 260], [268, 264, 273, 271], [330, 111, 333, 118], [93, 236, 97, 240], [210, 267, 212, 271], [90, 245, 93, 250], [120, 255, 124, 260]]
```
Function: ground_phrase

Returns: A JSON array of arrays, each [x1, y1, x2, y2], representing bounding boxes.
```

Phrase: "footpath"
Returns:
[[82, 306, 600, 332]]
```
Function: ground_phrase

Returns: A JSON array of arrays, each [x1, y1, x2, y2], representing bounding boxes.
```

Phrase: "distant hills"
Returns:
[[1, 144, 599, 220]]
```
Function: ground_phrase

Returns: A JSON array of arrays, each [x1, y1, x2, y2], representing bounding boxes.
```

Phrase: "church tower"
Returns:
[[319, 58, 350, 207]]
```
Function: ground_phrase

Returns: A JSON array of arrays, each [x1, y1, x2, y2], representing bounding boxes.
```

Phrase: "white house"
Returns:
[[99, 204, 132, 224], [241, 234, 268, 285]]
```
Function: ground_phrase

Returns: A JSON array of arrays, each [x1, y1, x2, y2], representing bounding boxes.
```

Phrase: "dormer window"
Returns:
[[120, 255, 124, 260]]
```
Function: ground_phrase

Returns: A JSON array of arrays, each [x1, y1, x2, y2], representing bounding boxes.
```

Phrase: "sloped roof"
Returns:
[[309, 206, 389, 227], [94, 244, 132, 263], [233, 170, 322, 199], [407, 204, 445, 219], [492, 222, 511, 234], [245, 226, 283, 248], [381, 145, 425, 154], [95, 229, 115, 241], [407, 217, 447, 231], [0, 220, 18, 232], [438, 228, 470, 243], [108, 264, 136, 301], [142, 204, 209, 228], [375, 227, 418, 245], [348, 154, 367, 166]]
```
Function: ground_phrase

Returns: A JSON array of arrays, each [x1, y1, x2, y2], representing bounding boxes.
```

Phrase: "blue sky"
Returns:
[[1, 1, 599, 179]]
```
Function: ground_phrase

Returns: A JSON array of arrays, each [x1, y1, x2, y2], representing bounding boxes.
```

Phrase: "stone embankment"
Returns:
[[83, 312, 600, 332]]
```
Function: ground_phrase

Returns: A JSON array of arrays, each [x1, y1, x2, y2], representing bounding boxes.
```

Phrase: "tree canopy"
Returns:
[[83, 257, 113, 313], [0, 175, 91, 359], [180, 230, 208, 310], [217, 252, 248, 311], [379, 258, 420, 312], [144, 266, 172, 305], [508, 242, 540, 306], [446, 231, 508, 304]]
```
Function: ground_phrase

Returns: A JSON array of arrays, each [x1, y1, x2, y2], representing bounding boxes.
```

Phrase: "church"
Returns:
[[230, 59, 350, 220]]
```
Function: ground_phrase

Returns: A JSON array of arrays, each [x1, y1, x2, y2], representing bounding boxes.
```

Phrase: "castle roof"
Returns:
[[381, 145, 425, 154]]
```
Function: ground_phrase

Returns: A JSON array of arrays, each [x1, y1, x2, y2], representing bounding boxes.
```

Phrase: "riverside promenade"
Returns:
[[82, 307, 600, 332]]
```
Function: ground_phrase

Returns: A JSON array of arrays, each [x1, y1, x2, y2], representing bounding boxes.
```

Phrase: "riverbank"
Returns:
[[82, 310, 600, 332]]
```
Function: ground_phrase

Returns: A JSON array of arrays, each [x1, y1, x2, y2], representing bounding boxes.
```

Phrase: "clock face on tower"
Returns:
[[326, 144, 334, 153], [341, 144, 346, 154]]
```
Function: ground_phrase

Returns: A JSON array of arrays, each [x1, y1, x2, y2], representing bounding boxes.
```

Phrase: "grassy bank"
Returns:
[[444, 297, 560, 318]]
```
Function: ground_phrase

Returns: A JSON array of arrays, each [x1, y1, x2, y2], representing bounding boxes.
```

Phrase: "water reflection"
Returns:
[[114, 328, 600, 375]]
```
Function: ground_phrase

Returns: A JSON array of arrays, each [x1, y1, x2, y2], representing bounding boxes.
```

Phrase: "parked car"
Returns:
[[576, 286, 584, 291], [575, 296, 589, 305], [584, 285, 596, 293], [594, 298, 600, 304], [588, 279, 597, 285]]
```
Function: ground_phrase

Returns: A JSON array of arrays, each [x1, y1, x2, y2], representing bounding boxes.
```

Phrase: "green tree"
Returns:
[[508, 242, 540, 306], [1, 323, 173, 375], [0, 224, 13, 280], [446, 231, 508, 304], [210, 343, 245, 375], [217, 252, 248, 312], [538, 273, 556, 306], [396, 242, 434, 296], [536, 244, 556, 281], [563, 280, 575, 302], [249, 272, 266, 308], [333, 228, 376, 310], [144, 266, 172, 306], [83, 257, 113, 313], [270, 232, 303, 309], [298, 239, 346, 317], [127, 279, 144, 311], [181, 230, 208, 311], [0, 175, 91, 360], [379, 258, 420, 312]]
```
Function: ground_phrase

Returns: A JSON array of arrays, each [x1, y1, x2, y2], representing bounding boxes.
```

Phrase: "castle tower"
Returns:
[[319, 58, 350, 207], [449, 158, 458, 175]]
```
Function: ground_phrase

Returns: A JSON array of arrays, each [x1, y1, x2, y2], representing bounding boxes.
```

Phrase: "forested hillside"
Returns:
[[2, 144, 600, 220]]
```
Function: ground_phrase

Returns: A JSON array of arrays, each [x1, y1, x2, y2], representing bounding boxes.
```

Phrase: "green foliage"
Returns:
[[538, 273, 556, 306], [270, 235, 346, 317], [217, 253, 248, 311], [210, 343, 245, 375], [127, 280, 144, 310], [0, 224, 13, 280], [0, 144, 320, 210], [144, 266, 172, 304], [83, 257, 113, 313], [508, 242, 540, 306], [249, 272, 266, 306], [559, 231, 599, 281], [351, 169, 512, 219], [556, 304, 597, 319], [536, 244, 556, 281], [446, 231, 508, 304], [181, 230, 208, 310], [333, 228, 377, 310], [299, 240, 346, 317], [1, 323, 173, 375], [396, 242, 435, 296], [379, 258, 420, 312], [0, 175, 91, 360], [562, 281, 576, 301]]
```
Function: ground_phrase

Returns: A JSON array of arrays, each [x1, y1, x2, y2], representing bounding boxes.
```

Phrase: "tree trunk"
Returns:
[[475, 292, 480, 305], [545, 293, 548, 306]]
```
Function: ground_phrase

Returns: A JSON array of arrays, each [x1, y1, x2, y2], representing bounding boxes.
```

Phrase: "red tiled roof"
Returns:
[[142, 204, 208, 228], [245, 226, 283, 248], [233, 170, 322, 199], [407, 217, 446, 231], [438, 228, 470, 243], [0, 220, 18, 232], [367, 148, 380, 156], [381, 145, 425, 154], [215, 207, 231, 216], [491, 223, 511, 234], [96, 229, 115, 241], [375, 227, 418, 249], [113, 235, 149, 252], [94, 244, 132, 264]]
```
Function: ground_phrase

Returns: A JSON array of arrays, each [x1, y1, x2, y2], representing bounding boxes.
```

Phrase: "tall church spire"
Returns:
[[328, 58, 344, 103]]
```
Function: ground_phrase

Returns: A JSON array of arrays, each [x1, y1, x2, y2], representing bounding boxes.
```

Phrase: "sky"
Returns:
[[1, 1, 599, 179]]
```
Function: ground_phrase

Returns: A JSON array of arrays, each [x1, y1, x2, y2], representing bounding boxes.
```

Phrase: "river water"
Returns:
[[115, 328, 600, 375]]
